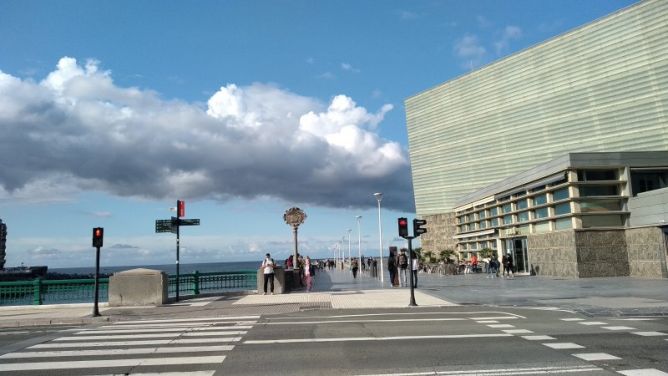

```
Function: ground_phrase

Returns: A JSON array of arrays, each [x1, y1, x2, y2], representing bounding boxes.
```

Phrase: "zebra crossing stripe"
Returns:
[[115, 316, 259, 324], [95, 321, 257, 329], [85, 372, 216, 376], [0, 345, 235, 358], [54, 331, 247, 341], [0, 355, 227, 372], [31, 337, 242, 349], [75, 326, 253, 334]]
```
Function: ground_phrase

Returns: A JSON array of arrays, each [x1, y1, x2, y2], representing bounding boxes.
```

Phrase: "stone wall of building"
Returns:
[[527, 231, 578, 278], [626, 227, 668, 278], [420, 213, 457, 254], [574, 230, 629, 278]]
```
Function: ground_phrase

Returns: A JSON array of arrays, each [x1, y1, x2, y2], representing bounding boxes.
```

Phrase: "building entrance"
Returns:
[[505, 237, 529, 274]]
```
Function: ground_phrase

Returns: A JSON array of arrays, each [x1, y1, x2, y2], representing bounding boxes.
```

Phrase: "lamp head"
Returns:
[[373, 192, 383, 201]]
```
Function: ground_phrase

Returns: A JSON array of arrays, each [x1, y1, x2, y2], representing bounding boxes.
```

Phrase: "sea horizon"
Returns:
[[49, 260, 263, 276]]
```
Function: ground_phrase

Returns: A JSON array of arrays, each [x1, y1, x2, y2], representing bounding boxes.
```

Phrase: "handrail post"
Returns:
[[193, 271, 200, 296], [32, 278, 42, 305]]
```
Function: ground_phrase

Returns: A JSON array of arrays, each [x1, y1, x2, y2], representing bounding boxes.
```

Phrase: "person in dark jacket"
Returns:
[[388, 246, 399, 287]]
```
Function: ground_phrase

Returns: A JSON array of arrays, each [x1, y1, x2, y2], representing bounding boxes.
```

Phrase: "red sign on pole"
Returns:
[[177, 200, 185, 218]]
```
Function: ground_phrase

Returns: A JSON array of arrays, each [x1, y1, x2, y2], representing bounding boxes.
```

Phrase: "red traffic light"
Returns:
[[398, 217, 409, 238], [177, 200, 185, 218], [92, 227, 104, 248]]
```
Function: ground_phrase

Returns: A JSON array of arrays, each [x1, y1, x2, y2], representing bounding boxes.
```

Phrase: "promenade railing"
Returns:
[[167, 270, 257, 298], [0, 270, 257, 306]]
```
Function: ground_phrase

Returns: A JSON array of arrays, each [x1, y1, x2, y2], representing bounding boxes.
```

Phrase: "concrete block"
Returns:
[[109, 268, 168, 307], [256, 267, 290, 294]]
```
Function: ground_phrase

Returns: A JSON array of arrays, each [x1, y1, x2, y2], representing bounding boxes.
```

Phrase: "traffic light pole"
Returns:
[[93, 245, 101, 317], [406, 236, 418, 307]]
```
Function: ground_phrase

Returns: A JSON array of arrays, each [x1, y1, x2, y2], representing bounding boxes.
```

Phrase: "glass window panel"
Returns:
[[490, 207, 498, 216], [531, 185, 546, 193], [479, 210, 486, 219], [502, 203, 512, 213], [554, 218, 571, 230], [479, 221, 486, 229], [579, 185, 618, 196], [579, 170, 617, 181], [554, 203, 571, 215], [630, 169, 668, 196], [534, 207, 549, 219], [553, 188, 569, 201], [503, 215, 513, 225], [518, 212, 529, 222], [580, 199, 622, 212], [491, 218, 499, 227], [581, 215, 624, 228], [534, 221, 550, 233], [534, 194, 547, 206], [517, 199, 528, 210]]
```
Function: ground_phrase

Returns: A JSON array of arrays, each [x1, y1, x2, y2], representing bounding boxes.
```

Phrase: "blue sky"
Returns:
[[0, 0, 636, 268]]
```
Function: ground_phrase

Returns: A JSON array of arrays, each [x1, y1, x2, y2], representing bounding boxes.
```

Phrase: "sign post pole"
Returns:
[[155, 201, 199, 302], [176, 217, 180, 302]]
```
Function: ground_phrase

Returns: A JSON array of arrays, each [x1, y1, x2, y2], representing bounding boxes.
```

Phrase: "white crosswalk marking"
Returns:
[[0, 315, 255, 374], [0, 356, 227, 372], [52, 331, 247, 341], [75, 325, 253, 334], [31, 337, 243, 348]]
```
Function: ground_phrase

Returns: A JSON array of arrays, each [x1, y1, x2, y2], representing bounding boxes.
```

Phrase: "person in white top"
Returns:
[[261, 253, 275, 295], [304, 256, 313, 292], [411, 251, 419, 288]]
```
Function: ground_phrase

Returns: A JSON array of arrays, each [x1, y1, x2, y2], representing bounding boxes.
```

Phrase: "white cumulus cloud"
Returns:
[[0, 57, 413, 210]]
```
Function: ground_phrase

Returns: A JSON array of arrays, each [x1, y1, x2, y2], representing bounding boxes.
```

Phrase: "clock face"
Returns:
[[284, 207, 307, 226]]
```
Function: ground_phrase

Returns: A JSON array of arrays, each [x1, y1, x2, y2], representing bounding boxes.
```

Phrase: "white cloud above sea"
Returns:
[[0, 57, 413, 211]]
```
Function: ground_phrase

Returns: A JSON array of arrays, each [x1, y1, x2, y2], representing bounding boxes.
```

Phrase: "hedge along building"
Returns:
[[405, 0, 668, 277]]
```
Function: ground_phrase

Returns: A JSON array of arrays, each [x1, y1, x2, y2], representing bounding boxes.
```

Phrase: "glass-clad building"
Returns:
[[452, 152, 668, 278], [404, 0, 668, 276]]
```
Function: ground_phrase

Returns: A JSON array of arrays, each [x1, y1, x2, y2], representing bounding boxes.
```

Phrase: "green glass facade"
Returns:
[[405, 0, 668, 217]]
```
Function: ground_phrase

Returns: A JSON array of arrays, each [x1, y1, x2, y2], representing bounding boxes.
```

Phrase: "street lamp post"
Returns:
[[347, 230, 352, 266], [356, 216, 362, 275], [374, 192, 384, 284]]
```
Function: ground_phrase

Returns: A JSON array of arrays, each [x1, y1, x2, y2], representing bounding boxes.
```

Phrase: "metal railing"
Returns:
[[0, 278, 109, 306], [0, 270, 257, 306], [168, 270, 257, 297]]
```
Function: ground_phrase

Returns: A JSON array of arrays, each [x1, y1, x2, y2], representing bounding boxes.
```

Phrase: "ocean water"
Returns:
[[50, 261, 261, 276]]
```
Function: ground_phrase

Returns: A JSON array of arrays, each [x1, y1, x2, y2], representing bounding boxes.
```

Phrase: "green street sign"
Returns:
[[155, 219, 174, 233], [179, 218, 200, 226]]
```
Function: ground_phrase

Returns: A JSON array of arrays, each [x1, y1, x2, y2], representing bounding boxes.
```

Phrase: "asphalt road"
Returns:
[[0, 307, 665, 376]]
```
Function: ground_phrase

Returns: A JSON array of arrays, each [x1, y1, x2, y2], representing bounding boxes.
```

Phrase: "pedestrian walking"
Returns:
[[398, 249, 409, 287], [503, 253, 514, 278], [388, 247, 399, 287], [351, 258, 359, 279], [261, 253, 275, 295], [304, 256, 313, 291], [411, 251, 419, 288]]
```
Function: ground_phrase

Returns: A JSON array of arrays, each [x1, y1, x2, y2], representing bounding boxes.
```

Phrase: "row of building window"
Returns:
[[455, 169, 632, 235]]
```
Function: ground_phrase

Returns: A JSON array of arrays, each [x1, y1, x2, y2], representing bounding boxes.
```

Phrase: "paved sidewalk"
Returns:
[[1, 267, 667, 327]]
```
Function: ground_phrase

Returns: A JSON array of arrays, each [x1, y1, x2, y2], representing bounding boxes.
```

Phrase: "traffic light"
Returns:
[[92, 227, 104, 248], [177, 200, 185, 218], [398, 217, 409, 238], [413, 219, 427, 237]]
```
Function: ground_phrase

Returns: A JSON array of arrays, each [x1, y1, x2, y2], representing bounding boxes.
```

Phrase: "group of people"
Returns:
[[261, 252, 317, 295], [388, 247, 419, 288], [462, 253, 514, 278]]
